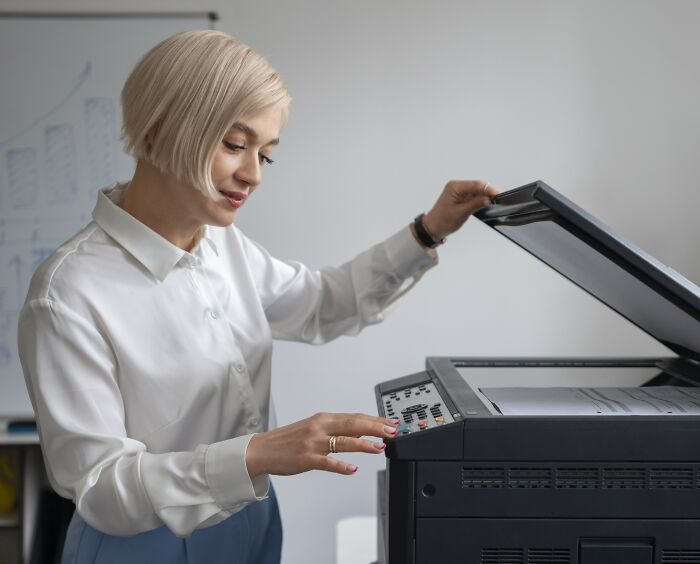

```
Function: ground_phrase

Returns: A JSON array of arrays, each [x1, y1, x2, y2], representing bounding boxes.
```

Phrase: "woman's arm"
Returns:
[[18, 299, 265, 538], [245, 412, 399, 479], [244, 225, 436, 344], [244, 179, 497, 344]]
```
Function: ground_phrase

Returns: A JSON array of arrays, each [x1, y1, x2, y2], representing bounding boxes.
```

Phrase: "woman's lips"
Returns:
[[219, 190, 246, 209]]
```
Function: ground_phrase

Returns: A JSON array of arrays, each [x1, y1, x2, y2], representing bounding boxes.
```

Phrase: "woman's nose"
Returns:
[[236, 153, 261, 187]]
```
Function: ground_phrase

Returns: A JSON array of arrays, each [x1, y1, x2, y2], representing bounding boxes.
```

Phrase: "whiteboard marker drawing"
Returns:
[[6, 148, 38, 209], [45, 124, 78, 204]]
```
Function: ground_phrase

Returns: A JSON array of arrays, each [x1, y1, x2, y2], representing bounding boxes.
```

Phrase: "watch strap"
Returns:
[[413, 213, 445, 248]]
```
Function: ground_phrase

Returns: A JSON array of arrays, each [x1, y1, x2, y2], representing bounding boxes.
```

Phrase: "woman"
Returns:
[[17, 30, 497, 563]]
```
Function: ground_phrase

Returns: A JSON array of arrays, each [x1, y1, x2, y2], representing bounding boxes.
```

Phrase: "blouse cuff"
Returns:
[[383, 226, 439, 280], [205, 434, 269, 509]]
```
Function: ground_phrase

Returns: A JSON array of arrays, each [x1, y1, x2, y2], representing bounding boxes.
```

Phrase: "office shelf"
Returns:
[[0, 508, 20, 527], [0, 437, 46, 564]]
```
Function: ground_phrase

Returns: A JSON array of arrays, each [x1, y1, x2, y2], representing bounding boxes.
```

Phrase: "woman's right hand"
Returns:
[[245, 412, 400, 478]]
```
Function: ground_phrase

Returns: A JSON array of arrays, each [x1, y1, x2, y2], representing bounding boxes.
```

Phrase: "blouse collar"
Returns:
[[92, 182, 218, 281]]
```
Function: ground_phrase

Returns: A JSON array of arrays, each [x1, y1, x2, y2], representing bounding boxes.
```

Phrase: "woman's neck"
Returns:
[[121, 161, 202, 252]]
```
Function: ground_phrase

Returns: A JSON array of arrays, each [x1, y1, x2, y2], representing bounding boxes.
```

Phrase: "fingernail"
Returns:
[[374, 441, 387, 449], [347, 464, 358, 473], [389, 418, 400, 425], [490, 198, 497, 205], [384, 426, 398, 435]]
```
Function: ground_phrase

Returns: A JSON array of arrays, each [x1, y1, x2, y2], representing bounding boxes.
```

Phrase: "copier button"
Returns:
[[418, 421, 428, 429]]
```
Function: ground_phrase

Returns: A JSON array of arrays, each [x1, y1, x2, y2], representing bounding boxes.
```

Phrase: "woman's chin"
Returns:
[[212, 207, 238, 227]]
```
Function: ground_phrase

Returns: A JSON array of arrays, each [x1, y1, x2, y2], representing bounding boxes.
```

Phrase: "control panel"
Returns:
[[380, 381, 454, 435]]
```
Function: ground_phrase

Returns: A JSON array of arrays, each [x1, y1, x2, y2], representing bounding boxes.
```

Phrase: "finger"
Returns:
[[473, 181, 499, 199], [484, 184, 500, 198], [316, 411, 398, 428], [450, 180, 499, 200], [323, 412, 399, 434], [454, 195, 492, 218], [461, 191, 494, 209], [354, 413, 400, 427], [326, 413, 399, 439], [316, 455, 359, 475], [334, 435, 387, 454], [446, 179, 486, 198]]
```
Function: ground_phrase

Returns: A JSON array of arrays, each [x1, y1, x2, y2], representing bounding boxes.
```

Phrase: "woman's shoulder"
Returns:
[[25, 221, 116, 305]]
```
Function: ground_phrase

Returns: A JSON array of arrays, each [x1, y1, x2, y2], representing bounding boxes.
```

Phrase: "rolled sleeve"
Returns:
[[242, 225, 438, 344], [383, 226, 439, 279], [204, 434, 269, 509]]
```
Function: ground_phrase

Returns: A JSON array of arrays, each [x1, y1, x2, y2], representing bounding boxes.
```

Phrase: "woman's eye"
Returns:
[[223, 141, 273, 165], [223, 141, 245, 152]]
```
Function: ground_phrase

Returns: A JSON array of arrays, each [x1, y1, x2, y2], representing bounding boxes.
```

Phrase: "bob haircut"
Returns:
[[121, 30, 290, 199]]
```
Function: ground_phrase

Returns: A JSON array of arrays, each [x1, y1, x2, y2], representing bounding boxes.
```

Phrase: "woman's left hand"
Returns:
[[420, 179, 499, 243]]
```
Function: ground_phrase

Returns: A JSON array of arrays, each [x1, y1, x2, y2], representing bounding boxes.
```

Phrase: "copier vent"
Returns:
[[661, 550, 700, 562], [461, 465, 699, 490], [481, 548, 523, 563], [481, 547, 570, 563], [480, 547, 700, 563]]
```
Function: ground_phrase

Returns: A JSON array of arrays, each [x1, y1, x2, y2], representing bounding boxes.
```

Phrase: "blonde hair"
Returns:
[[121, 30, 290, 198]]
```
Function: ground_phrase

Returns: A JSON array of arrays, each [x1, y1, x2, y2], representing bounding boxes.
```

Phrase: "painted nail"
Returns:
[[384, 426, 398, 435], [347, 464, 358, 473], [389, 418, 400, 425], [374, 441, 387, 449]]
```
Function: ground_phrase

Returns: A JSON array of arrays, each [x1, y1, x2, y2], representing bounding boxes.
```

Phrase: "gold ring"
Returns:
[[329, 435, 338, 454]]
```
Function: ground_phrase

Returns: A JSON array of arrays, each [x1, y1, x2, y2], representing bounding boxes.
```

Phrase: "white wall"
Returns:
[[2, 1, 699, 563]]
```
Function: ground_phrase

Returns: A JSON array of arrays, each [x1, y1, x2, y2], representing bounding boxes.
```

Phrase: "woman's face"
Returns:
[[200, 103, 283, 227]]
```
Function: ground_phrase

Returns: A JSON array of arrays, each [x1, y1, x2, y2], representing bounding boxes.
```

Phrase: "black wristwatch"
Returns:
[[412, 213, 445, 248]]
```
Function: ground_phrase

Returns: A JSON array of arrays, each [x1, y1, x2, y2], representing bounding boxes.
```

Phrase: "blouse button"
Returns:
[[209, 311, 219, 319], [234, 363, 244, 373]]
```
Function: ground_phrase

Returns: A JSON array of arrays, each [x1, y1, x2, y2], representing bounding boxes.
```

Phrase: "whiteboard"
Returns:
[[0, 13, 216, 418]]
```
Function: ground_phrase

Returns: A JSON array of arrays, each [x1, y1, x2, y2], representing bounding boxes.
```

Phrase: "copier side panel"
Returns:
[[416, 459, 700, 519], [462, 416, 700, 461], [415, 518, 700, 564], [385, 459, 415, 564]]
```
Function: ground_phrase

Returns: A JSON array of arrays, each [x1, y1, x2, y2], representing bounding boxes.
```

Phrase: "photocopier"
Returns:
[[374, 181, 700, 564]]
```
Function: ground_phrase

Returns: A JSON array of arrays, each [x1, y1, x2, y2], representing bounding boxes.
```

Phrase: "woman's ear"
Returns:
[[144, 122, 161, 156]]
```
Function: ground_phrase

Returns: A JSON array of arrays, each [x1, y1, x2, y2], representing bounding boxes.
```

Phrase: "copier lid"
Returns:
[[474, 181, 700, 362]]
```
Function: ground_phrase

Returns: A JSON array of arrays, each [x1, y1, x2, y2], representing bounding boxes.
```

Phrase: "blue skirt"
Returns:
[[61, 485, 282, 564]]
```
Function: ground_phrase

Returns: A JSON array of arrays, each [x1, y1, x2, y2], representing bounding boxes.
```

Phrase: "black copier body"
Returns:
[[374, 181, 700, 564]]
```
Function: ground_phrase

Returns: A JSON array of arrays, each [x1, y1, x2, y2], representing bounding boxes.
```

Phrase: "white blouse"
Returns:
[[17, 183, 438, 538]]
